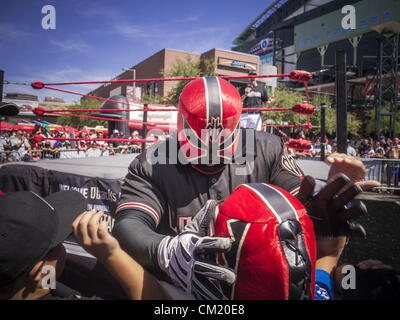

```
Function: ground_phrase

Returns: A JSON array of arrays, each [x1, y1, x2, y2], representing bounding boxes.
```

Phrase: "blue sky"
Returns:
[[1, 0, 273, 103]]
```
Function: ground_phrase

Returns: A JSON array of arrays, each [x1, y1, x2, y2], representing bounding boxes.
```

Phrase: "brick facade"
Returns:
[[88, 48, 261, 102]]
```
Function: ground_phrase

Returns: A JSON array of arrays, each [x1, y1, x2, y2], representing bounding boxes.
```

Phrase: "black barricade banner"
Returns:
[[361, 159, 382, 182], [48, 170, 122, 216], [0, 164, 122, 216]]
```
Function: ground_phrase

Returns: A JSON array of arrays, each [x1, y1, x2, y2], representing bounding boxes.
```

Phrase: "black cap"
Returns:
[[0, 102, 19, 116], [0, 191, 86, 287]]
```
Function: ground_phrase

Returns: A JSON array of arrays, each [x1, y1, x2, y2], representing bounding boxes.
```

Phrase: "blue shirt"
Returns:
[[315, 269, 334, 300]]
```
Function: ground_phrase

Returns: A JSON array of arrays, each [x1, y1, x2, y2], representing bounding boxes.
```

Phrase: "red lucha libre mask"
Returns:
[[215, 183, 316, 300], [177, 77, 242, 164]]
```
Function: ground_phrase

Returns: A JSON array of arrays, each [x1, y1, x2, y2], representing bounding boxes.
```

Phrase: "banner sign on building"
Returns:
[[217, 57, 258, 71], [249, 38, 281, 55], [260, 53, 274, 65]]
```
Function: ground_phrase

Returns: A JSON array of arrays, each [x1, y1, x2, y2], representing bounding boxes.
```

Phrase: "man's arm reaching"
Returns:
[[112, 209, 166, 277], [73, 210, 170, 300]]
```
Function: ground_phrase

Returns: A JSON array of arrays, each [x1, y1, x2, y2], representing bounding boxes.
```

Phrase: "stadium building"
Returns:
[[232, 0, 400, 137]]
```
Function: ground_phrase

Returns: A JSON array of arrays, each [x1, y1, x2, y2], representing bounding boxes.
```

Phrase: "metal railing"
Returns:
[[298, 157, 400, 191], [0, 146, 143, 163]]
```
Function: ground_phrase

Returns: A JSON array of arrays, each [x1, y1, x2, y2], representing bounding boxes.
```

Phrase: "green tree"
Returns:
[[56, 98, 107, 130], [162, 55, 216, 104], [363, 104, 400, 138], [140, 92, 169, 105]]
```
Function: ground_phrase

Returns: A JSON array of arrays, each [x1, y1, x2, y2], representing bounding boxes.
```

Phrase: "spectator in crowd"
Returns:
[[10, 129, 32, 161], [128, 131, 141, 153], [314, 137, 333, 156], [0, 130, 14, 162], [373, 141, 385, 158], [87, 141, 99, 154], [389, 137, 400, 158], [311, 137, 322, 157], [357, 139, 370, 157], [379, 136, 387, 151], [347, 139, 357, 157], [325, 138, 333, 156], [109, 129, 121, 154], [41, 140, 60, 159], [331, 138, 337, 154], [77, 131, 88, 156], [96, 131, 109, 156], [89, 129, 97, 140], [114, 130, 129, 154], [364, 144, 376, 158]]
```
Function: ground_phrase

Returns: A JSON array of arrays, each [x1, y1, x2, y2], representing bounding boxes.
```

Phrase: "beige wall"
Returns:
[[162, 49, 200, 97]]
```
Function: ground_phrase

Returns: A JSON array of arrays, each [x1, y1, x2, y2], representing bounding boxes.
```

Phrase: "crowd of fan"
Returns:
[[284, 129, 400, 160], [0, 126, 144, 163], [309, 136, 400, 159], [288, 131, 400, 189], [2, 124, 400, 164]]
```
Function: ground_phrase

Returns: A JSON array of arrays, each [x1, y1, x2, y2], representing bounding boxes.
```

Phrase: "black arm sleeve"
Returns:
[[112, 209, 166, 277]]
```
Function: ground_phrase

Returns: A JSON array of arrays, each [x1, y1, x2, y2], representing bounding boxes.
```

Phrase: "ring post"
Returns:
[[335, 50, 347, 154], [320, 104, 326, 162], [142, 103, 148, 151]]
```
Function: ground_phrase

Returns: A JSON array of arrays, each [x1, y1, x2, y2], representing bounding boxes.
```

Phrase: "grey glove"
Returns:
[[157, 200, 236, 300]]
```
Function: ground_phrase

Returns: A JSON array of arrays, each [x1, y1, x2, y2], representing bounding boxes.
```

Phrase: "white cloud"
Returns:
[[51, 39, 91, 52], [0, 23, 30, 41], [114, 24, 150, 39], [173, 15, 199, 23]]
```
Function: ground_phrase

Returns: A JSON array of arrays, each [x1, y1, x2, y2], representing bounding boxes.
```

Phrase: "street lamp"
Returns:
[[122, 67, 136, 100]]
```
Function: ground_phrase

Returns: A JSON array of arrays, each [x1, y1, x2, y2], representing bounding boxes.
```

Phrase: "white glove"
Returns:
[[157, 200, 235, 300]]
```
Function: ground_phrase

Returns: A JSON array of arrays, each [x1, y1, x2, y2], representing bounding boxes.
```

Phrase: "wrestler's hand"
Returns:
[[72, 210, 120, 261], [297, 174, 367, 238], [327, 153, 380, 190], [157, 200, 235, 300]]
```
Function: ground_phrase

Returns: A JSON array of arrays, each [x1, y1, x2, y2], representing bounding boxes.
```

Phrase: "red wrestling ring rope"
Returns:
[[42, 111, 175, 127], [31, 71, 311, 88], [33, 105, 315, 116], [31, 71, 312, 106], [30, 71, 314, 131]]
